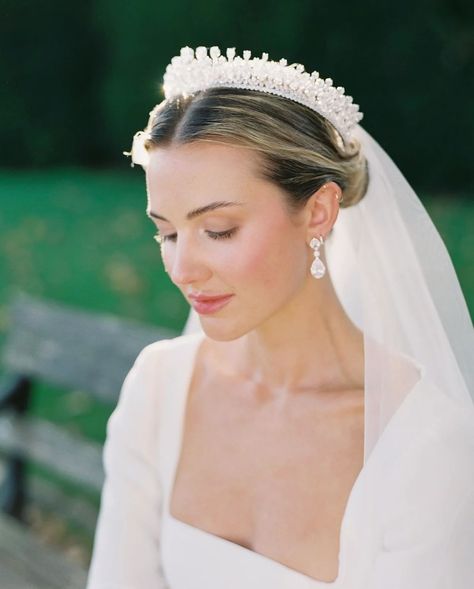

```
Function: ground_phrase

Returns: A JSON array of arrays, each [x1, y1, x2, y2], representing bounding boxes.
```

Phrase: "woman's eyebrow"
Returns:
[[146, 200, 244, 222]]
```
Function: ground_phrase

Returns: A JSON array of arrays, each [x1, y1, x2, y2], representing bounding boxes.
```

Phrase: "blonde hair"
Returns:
[[137, 88, 369, 211]]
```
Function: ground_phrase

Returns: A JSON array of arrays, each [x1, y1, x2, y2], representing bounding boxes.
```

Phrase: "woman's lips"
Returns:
[[189, 294, 234, 315]]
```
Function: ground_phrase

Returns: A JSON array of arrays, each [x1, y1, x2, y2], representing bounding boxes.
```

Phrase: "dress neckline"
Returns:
[[164, 331, 426, 588]]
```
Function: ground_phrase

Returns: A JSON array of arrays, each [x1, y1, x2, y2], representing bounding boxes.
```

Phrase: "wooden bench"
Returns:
[[0, 291, 178, 587], [0, 512, 87, 589]]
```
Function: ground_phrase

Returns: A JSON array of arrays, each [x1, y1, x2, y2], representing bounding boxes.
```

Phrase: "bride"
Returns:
[[86, 46, 474, 588]]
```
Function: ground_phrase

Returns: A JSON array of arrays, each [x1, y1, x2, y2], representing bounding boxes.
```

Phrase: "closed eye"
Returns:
[[153, 228, 238, 244]]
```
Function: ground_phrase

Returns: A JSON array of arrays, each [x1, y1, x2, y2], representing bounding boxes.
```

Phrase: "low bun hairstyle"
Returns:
[[132, 87, 369, 212]]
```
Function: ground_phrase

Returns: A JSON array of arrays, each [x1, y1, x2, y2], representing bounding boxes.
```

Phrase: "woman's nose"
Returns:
[[167, 240, 211, 286]]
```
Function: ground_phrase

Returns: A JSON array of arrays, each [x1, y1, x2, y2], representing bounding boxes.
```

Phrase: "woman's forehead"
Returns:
[[146, 141, 263, 185], [145, 141, 278, 212]]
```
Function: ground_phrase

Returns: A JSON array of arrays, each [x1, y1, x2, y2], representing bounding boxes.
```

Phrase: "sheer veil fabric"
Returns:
[[183, 123, 474, 464]]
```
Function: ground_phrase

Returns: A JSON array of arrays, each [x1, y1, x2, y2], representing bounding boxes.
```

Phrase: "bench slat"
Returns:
[[0, 513, 87, 589], [0, 413, 104, 492], [2, 291, 177, 403]]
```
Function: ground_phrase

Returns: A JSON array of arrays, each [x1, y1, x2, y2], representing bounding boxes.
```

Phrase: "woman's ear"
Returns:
[[304, 181, 341, 241]]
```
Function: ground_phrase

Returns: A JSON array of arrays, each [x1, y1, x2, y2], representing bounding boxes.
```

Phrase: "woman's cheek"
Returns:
[[231, 227, 285, 288]]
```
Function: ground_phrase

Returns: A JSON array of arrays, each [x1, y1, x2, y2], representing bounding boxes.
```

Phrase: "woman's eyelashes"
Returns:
[[153, 228, 238, 244]]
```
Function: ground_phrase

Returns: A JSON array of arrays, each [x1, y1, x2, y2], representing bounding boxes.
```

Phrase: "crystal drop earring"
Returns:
[[310, 235, 326, 279]]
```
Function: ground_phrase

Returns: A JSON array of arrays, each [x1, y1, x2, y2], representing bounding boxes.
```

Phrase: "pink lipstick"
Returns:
[[189, 293, 234, 315]]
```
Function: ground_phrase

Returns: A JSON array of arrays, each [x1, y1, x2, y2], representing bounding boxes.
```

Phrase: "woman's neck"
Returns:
[[212, 275, 365, 396]]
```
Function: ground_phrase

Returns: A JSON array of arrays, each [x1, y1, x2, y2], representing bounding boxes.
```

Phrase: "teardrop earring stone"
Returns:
[[311, 256, 326, 278]]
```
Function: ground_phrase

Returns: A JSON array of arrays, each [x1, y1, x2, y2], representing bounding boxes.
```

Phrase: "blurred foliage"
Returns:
[[0, 1, 104, 165], [1, 0, 473, 190]]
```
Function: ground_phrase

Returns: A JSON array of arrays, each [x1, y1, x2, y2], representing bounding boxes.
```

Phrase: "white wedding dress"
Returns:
[[86, 332, 474, 589]]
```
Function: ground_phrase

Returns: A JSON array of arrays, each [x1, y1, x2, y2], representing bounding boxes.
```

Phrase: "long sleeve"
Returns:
[[86, 344, 169, 589]]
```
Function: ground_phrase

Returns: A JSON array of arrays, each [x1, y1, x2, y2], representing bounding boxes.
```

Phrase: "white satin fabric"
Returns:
[[86, 332, 474, 589]]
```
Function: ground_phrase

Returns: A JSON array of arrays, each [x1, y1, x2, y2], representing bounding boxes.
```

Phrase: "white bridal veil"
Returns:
[[182, 123, 474, 464]]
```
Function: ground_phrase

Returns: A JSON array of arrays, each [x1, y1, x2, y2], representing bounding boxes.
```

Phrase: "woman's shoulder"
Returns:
[[140, 330, 204, 356], [401, 379, 474, 477], [391, 379, 474, 500], [119, 331, 205, 407], [133, 331, 205, 372], [115, 331, 204, 403], [375, 381, 474, 546], [382, 377, 474, 468], [108, 332, 205, 448], [415, 379, 474, 450]]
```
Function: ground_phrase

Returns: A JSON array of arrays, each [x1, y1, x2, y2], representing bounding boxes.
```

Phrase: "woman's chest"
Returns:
[[169, 376, 364, 582]]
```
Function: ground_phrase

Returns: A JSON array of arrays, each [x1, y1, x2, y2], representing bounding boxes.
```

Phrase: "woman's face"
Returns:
[[145, 140, 312, 341]]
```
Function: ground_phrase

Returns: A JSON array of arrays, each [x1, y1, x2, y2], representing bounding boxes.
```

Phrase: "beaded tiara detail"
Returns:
[[162, 46, 363, 141]]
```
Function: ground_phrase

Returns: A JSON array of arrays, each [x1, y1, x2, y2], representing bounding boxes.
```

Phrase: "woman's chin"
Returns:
[[198, 317, 249, 342]]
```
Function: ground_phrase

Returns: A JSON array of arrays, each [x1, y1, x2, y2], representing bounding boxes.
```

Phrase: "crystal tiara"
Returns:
[[162, 46, 363, 141]]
